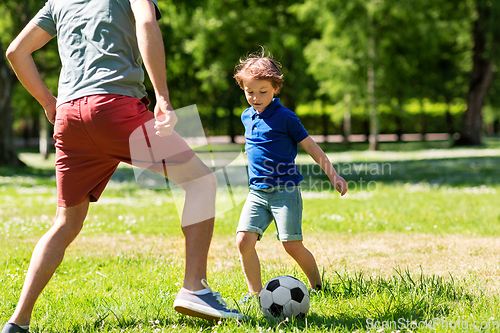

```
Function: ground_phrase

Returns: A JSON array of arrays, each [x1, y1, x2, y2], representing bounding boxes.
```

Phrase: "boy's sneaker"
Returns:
[[239, 291, 258, 304], [173, 279, 245, 322], [1, 323, 29, 333], [309, 284, 323, 295]]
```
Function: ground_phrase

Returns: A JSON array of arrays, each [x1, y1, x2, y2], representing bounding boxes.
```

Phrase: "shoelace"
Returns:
[[239, 291, 258, 303], [201, 279, 228, 307]]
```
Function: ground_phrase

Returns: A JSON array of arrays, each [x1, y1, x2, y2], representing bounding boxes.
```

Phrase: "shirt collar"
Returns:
[[252, 98, 280, 119]]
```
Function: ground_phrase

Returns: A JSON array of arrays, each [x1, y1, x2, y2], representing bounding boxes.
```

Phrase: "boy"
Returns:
[[233, 50, 348, 302]]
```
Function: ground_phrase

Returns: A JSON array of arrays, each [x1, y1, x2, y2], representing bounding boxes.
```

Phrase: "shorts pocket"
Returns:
[[296, 188, 303, 208], [53, 115, 68, 142]]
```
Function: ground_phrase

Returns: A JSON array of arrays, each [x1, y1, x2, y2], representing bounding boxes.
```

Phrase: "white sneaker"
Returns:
[[173, 280, 246, 322]]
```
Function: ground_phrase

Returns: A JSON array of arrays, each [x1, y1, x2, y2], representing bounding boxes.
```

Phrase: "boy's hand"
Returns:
[[332, 175, 348, 196]]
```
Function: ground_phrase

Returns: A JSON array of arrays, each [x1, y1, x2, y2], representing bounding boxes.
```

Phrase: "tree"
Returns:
[[0, 2, 25, 166], [292, 0, 393, 150], [293, 0, 476, 148], [456, 0, 500, 146], [163, 0, 317, 141], [0, 0, 54, 166], [0, 38, 19, 166], [378, 0, 471, 138]]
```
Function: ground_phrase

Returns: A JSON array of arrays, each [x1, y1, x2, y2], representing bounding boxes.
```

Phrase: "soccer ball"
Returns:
[[259, 275, 310, 318]]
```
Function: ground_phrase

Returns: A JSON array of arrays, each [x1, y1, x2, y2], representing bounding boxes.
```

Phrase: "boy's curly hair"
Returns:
[[233, 48, 283, 92]]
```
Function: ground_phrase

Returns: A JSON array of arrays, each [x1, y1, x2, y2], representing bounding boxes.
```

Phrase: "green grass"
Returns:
[[2, 142, 500, 332]]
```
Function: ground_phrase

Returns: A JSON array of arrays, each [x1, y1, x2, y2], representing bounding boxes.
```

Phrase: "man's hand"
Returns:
[[154, 98, 177, 136], [43, 98, 57, 125]]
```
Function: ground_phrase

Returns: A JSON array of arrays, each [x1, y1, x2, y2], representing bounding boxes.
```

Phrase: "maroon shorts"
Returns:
[[54, 94, 195, 207]]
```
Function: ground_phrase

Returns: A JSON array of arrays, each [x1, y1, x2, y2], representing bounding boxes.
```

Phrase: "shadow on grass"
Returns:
[[314, 139, 454, 152], [0, 165, 54, 178], [312, 136, 500, 152], [5, 153, 500, 190], [300, 156, 500, 189], [27, 269, 479, 332], [253, 268, 476, 332]]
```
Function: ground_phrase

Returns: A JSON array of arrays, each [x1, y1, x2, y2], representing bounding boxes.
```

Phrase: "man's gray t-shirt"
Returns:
[[31, 0, 161, 107]]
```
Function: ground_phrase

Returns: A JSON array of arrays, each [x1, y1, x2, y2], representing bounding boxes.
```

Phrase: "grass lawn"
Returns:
[[2, 139, 500, 332]]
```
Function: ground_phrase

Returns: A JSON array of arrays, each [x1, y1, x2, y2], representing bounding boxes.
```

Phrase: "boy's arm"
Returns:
[[299, 136, 348, 196], [131, 0, 177, 137], [6, 23, 57, 124]]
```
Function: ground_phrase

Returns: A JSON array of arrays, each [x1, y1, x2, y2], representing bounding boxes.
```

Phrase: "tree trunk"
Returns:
[[395, 97, 404, 141], [367, 34, 379, 151], [0, 42, 25, 167], [445, 102, 454, 135], [321, 105, 329, 142], [342, 94, 352, 145], [456, 1, 494, 146], [226, 87, 239, 143], [39, 112, 52, 160], [494, 119, 500, 135], [419, 100, 427, 140]]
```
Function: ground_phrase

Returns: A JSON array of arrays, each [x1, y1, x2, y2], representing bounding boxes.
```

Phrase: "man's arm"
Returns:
[[299, 136, 348, 195], [131, 0, 177, 137], [6, 23, 57, 124]]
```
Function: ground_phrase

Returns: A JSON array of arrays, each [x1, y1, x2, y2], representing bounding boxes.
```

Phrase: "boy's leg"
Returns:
[[236, 190, 273, 295], [8, 197, 90, 326], [236, 231, 262, 293], [281, 241, 322, 289], [269, 187, 321, 288]]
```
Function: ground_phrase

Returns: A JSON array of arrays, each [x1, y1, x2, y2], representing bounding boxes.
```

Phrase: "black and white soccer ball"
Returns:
[[259, 275, 310, 318]]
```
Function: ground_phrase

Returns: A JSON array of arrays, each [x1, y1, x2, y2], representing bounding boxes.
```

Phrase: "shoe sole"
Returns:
[[1, 323, 29, 333], [173, 300, 245, 322]]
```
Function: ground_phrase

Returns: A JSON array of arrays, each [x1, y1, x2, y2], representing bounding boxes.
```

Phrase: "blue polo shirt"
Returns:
[[242, 98, 309, 189]]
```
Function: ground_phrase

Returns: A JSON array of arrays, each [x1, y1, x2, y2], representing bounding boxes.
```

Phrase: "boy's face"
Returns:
[[243, 77, 278, 113]]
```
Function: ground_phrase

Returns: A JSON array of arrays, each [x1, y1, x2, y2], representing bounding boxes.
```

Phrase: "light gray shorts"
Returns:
[[237, 186, 303, 242]]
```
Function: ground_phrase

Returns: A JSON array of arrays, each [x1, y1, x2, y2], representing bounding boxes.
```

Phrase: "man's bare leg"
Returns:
[[181, 218, 214, 291], [165, 156, 217, 291], [168, 156, 244, 320], [8, 197, 90, 327]]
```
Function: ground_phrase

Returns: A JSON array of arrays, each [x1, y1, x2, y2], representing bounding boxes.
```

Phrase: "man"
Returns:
[[3, 1, 243, 332]]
